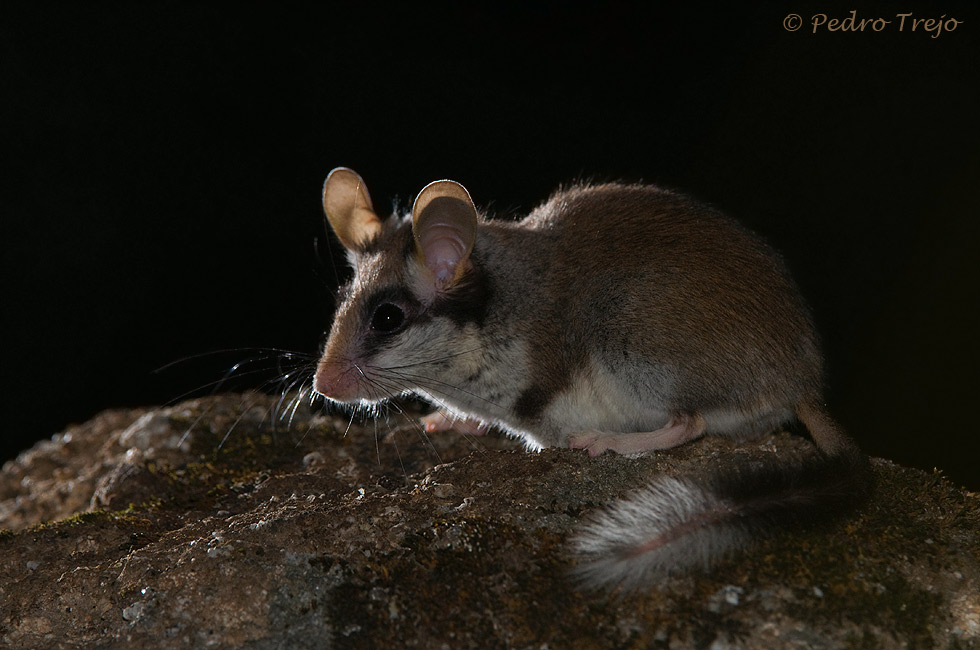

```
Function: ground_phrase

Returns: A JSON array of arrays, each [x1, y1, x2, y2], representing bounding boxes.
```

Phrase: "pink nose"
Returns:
[[313, 362, 342, 399], [313, 359, 360, 402]]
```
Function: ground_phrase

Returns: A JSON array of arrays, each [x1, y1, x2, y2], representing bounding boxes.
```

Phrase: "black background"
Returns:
[[4, 3, 978, 488]]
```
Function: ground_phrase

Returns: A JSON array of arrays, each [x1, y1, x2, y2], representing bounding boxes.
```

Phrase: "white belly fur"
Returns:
[[539, 361, 671, 447], [537, 358, 795, 448]]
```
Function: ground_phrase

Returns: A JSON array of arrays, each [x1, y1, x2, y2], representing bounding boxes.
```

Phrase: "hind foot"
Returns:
[[568, 412, 706, 457]]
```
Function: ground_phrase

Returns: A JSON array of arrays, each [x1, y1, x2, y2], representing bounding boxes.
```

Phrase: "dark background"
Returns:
[[4, 3, 978, 488]]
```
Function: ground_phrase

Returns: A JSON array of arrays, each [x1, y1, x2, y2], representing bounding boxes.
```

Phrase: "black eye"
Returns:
[[371, 303, 406, 333]]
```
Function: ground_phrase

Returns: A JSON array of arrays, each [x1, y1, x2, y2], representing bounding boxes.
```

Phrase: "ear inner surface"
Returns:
[[322, 167, 382, 250], [412, 180, 478, 289]]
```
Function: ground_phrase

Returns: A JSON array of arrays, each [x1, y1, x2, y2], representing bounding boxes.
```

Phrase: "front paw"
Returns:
[[420, 410, 488, 436], [421, 410, 454, 433]]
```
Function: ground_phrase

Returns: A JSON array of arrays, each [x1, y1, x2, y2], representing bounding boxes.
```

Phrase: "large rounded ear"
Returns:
[[322, 167, 383, 251], [412, 180, 478, 290]]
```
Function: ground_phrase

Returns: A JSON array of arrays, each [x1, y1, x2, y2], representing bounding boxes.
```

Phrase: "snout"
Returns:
[[313, 357, 362, 402]]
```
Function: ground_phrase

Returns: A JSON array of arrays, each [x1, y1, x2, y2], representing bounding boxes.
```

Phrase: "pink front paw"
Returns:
[[420, 410, 488, 436], [420, 410, 455, 433]]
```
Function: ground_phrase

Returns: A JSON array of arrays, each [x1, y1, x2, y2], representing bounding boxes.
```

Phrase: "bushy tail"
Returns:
[[572, 403, 872, 591]]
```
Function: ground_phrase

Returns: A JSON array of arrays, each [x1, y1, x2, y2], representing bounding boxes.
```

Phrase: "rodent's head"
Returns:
[[314, 168, 487, 407]]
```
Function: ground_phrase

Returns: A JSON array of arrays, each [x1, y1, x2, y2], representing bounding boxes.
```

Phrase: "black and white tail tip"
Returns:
[[571, 452, 872, 591], [572, 476, 749, 591]]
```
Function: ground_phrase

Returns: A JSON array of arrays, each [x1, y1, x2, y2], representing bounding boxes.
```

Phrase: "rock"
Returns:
[[1, 393, 978, 649]]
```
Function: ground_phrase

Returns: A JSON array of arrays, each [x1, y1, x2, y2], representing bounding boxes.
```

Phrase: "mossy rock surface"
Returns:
[[1, 393, 978, 649]]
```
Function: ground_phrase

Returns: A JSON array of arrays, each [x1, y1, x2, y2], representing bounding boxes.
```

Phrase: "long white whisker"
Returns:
[[378, 368, 506, 411], [154, 347, 316, 374], [275, 367, 314, 423], [287, 382, 311, 430], [380, 346, 484, 371], [383, 398, 445, 466], [164, 355, 313, 407]]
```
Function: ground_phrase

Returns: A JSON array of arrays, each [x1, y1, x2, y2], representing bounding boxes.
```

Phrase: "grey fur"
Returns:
[[314, 170, 869, 590]]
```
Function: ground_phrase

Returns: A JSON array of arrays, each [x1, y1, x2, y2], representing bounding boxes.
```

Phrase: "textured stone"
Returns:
[[1, 393, 978, 649]]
